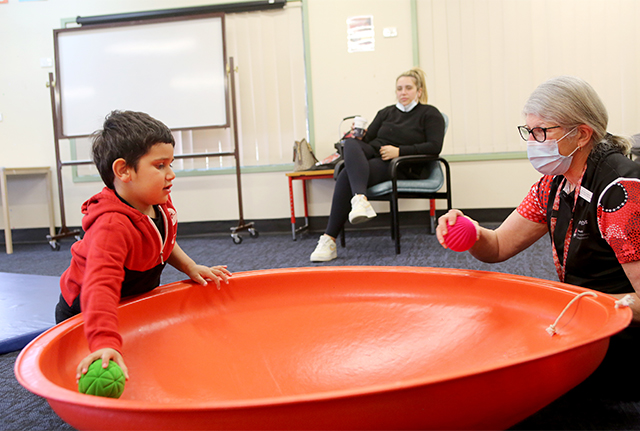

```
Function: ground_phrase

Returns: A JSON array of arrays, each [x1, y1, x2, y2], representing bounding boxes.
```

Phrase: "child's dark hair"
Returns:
[[91, 110, 175, 189]]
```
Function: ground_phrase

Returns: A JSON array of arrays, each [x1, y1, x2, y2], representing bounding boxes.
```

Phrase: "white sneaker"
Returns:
[[310, 234, 337, 262], [348, 194, 377, 224]]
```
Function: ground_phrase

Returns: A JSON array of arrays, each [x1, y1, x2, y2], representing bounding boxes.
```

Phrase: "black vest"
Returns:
[[546, 151, 640, 294]]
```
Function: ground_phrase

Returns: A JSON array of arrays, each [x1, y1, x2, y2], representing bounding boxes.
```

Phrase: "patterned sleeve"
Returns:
[[597, 178, 640, 264], [516, 176, 553, 224]]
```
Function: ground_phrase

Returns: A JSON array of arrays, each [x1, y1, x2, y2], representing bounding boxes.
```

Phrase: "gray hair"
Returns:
[[523, 75, 630, 159]]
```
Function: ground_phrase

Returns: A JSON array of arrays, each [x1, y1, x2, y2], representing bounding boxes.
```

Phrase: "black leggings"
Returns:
[[55, 293, 81, 324], [325, 139, 391, 238]]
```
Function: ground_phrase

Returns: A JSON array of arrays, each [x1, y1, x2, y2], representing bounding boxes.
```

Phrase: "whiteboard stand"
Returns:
[[228, 57, 257, 244], [46, 57, 257, 249], [46, 72, 82, 251]]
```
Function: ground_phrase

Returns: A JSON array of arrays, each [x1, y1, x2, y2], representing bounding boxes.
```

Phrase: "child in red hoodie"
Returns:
[[55, 110, 231, 382]]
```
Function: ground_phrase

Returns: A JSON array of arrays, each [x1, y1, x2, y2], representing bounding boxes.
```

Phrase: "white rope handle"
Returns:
[[546, 292, 597, 336], [615, 294, 635, 308]]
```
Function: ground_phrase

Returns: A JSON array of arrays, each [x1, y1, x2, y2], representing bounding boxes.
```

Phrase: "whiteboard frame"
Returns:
[[53, 13, 229, 139]]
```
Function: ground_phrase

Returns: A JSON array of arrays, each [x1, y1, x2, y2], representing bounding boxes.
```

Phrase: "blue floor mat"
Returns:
[[0, 272, 60, 354]]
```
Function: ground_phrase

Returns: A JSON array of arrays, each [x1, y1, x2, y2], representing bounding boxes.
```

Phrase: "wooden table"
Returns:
[[0, 167, 56, 254], [286, 169, 334, 240]]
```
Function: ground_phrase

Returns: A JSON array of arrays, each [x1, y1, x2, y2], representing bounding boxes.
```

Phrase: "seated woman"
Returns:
[[310, 67, 445, 262], [437, 75, 640, 395]]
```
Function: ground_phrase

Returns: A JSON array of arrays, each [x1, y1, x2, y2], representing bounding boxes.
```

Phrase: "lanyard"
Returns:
[[549, 166, 587, 282]]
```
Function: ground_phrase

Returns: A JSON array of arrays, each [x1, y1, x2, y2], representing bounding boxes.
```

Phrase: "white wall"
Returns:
[[1, 0, 639, 231], [306, 0, 418, 216], [1, 0, 304, 228]]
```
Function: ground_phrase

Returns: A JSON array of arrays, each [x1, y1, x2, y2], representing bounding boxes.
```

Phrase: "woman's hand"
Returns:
[[436, 209, 479, 248], [76, 348, 129, 382], [380, 145, 399, 160], [619, 261, 640, 325], [186, 264, 232, 289], [438, 209, 547, 263], [348, 124, 366, 140]]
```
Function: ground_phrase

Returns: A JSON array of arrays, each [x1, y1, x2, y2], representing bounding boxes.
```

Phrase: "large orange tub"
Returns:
[[15, 267, 631, 430]]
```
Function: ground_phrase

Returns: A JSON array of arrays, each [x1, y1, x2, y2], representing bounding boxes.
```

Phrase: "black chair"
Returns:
[[334, 113, 451, 254], [630, 133, 640, 161]]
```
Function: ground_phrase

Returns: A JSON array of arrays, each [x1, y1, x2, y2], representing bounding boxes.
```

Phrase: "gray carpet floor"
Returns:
[[1, 224, 638, 430], [0, 223, 558, 282]]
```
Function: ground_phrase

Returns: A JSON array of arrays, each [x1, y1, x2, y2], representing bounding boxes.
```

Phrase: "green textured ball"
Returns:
[[78, 360, 125, 398]]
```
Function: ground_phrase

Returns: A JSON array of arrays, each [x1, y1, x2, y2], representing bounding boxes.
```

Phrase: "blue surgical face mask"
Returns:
[[526, 128, 578, 175], [396, 99, 418, 112]]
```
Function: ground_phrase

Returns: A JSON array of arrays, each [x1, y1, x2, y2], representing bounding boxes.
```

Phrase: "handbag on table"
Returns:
[[293, 138, 319, 171]]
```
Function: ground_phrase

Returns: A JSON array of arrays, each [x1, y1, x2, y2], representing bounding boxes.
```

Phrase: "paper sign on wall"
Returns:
[[347, 15, 374, 53]]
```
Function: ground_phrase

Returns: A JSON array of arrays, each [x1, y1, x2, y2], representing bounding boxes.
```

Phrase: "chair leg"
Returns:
[[339, 228, 346, 248], [392, 198, 401, 254], [389, 202, 395, 240], [429, 198, 436, 234]]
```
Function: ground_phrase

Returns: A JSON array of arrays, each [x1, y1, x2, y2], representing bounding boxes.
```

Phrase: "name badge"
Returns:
[[579, 186, 592, 203]]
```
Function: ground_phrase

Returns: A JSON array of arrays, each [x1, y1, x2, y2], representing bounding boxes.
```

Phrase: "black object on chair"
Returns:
[[334, 113, 452, 254], [630, 134, 640, 161]]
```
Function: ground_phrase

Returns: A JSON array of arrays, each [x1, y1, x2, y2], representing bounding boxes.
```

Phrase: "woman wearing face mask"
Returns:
[[310, 67, 445, 262], [436, 75, 640, 395]]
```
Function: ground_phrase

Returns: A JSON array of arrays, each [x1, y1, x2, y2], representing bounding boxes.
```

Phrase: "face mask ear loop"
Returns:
[[557, 127, 580, 158], [557, 127, 578, 143], [567, 145, 580, 158]]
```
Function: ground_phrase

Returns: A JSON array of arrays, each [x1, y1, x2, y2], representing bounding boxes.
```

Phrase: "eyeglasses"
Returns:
[[517, 125, 561, 143]]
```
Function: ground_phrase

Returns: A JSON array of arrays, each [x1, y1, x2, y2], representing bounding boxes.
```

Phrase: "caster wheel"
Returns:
[[231, 234, 243, 244], [49, 240, 61, 251], [248, 228, 259, 238]]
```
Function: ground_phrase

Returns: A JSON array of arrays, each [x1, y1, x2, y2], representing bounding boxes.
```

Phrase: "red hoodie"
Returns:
[[60, 187, 178, 352]]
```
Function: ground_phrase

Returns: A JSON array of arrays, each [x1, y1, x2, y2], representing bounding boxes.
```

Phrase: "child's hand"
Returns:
[[188, 265, 232, 289], [76, 348, 129, 382]]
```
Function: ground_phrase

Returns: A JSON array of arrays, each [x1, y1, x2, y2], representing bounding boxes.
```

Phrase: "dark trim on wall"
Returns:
[[75, 0, 286, 26], [460, 207, 515, 223], [2, 208, 515, 246]]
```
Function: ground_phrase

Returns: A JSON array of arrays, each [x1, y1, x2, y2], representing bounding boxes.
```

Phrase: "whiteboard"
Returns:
[[54, 14, 227, 138]]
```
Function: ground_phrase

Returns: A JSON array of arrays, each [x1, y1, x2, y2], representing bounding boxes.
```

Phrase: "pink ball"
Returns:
[[444, 216, 477, 252]]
